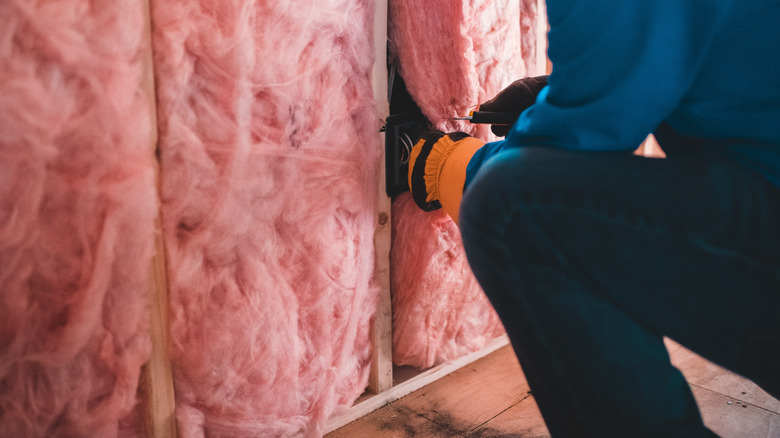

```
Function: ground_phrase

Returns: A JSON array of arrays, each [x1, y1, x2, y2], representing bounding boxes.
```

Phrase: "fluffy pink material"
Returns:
[[0, 1, 157, 436], [388, 0, 541, 367], [389, 0, 531, 134], [390, 195, 504, 367], [519, 0, 542, 76], [150, 1, 381, 436]]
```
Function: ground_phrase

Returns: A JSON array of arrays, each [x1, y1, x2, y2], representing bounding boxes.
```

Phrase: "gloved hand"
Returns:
[[479, 75, 548, 137], [408, 131, 484, 223]]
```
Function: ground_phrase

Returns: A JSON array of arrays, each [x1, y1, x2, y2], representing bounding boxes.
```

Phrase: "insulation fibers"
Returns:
[[519, 0, 542, 76], [389, 0, 531, 134], [388, 0, 542, 367], [150, 1, 381, 436], [0, 1, 157, 436], [390, 195, 504, 367]]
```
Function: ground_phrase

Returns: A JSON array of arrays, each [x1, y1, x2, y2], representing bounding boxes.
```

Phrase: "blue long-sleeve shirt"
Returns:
[[466, 0, 780, 188]]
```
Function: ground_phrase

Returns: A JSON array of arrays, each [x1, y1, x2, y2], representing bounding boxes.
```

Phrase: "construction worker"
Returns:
[[407, 0, 780, 436]]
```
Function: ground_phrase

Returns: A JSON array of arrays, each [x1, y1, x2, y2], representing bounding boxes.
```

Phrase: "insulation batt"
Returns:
[[390, 196, 504, 367], [0, 1, 157, 436], [151, 0, 381, 436], [388, 0, 542, 367]]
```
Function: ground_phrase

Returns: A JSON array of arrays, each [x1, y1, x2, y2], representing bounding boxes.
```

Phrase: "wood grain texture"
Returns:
[[467, 395, 550, 438], [394, 346, 529, 435], [143, 0, 177, 435], [326, 337, 510, 433], [667, 339, 780, 414], [369, 0, 394, 396], [693, 386, 780, 438], [328, 341, 780, 438], [327, 345, 529, 438], [144, 230, 177, 438], [329, 404, 463, 438]]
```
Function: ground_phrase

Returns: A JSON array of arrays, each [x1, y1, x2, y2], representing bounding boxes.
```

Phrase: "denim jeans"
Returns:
[[459, 146, 780, 437]]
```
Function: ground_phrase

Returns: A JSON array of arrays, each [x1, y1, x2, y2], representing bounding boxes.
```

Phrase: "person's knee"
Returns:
[[460, 146, 549, 233]]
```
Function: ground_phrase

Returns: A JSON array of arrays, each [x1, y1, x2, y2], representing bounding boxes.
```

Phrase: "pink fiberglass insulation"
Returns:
[[151, 1, 381, 436], [390, 195, 504, 368], [0, 1, 157, 437], [388, 0, 542, 367], [519, 0, 542, 76], [389, 0, 533, 134]]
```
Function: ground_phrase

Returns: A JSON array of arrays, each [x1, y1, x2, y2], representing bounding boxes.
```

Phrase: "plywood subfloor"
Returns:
[[326, 340, 780, 438]]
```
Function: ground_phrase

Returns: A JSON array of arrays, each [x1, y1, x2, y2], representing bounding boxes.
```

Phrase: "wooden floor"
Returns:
[[327, 340, 780, 437]]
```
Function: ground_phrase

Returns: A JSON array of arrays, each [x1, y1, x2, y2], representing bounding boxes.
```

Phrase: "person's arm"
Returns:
[[407, 76, 549, 223], [409, 0, 734, 222], [466, 0, 735, 185]]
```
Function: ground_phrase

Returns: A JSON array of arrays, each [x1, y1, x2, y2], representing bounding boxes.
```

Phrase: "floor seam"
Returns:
[[465, 392, 534, 435], [413, 411, 469, 437], [688, 382, 780, 415]]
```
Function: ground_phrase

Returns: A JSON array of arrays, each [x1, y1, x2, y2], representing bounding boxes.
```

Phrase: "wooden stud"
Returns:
[[369, 0, 394, 396], [141, 0, 177, 436], [145, 228, 177, 438]]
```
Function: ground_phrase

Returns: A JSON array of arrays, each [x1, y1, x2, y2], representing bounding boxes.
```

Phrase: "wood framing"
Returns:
[[368, 0, 394, 395], [145, 224, 177, 438], [142, 0, 177, 436]]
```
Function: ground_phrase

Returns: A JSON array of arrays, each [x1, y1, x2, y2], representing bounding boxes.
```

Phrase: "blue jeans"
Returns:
[[459, 146, 780, 437]]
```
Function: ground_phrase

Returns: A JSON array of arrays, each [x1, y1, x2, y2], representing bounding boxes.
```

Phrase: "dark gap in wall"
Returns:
[[385, 64, 429, 197]]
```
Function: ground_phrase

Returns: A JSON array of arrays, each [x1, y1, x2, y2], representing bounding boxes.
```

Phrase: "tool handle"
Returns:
[[469, 111, 519, 126]]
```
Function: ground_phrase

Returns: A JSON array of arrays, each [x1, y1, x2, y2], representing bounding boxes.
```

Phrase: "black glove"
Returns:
[[479, 75, 548, 137]]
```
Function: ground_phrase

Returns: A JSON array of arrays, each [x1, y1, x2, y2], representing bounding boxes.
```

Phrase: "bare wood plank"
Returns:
[[395, 343, 528, 435], [142, 0, 177, 436], [468, 395, 550, 438], [475, 339, 780, 438], [692, 386, 780, 438], [369, 0, 394, 396], [145, 227, 177, 438], [370, 189, 393, 396], [665, 339, 780, 414], [326, 336, 510, 433], [331, 337, 780, 438], [326, 404, 462, 438]]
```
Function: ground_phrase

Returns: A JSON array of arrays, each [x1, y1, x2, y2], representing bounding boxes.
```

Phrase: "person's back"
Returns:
[[658, 0, 780, 186], [467, 0, 780, 188]]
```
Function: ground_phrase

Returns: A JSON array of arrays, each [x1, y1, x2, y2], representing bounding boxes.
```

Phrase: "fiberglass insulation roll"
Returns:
[[151, 1, 381, 436], [388, 0, 542, 367], [390, 196, 505, 368], [0, 1, 157, 436]]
